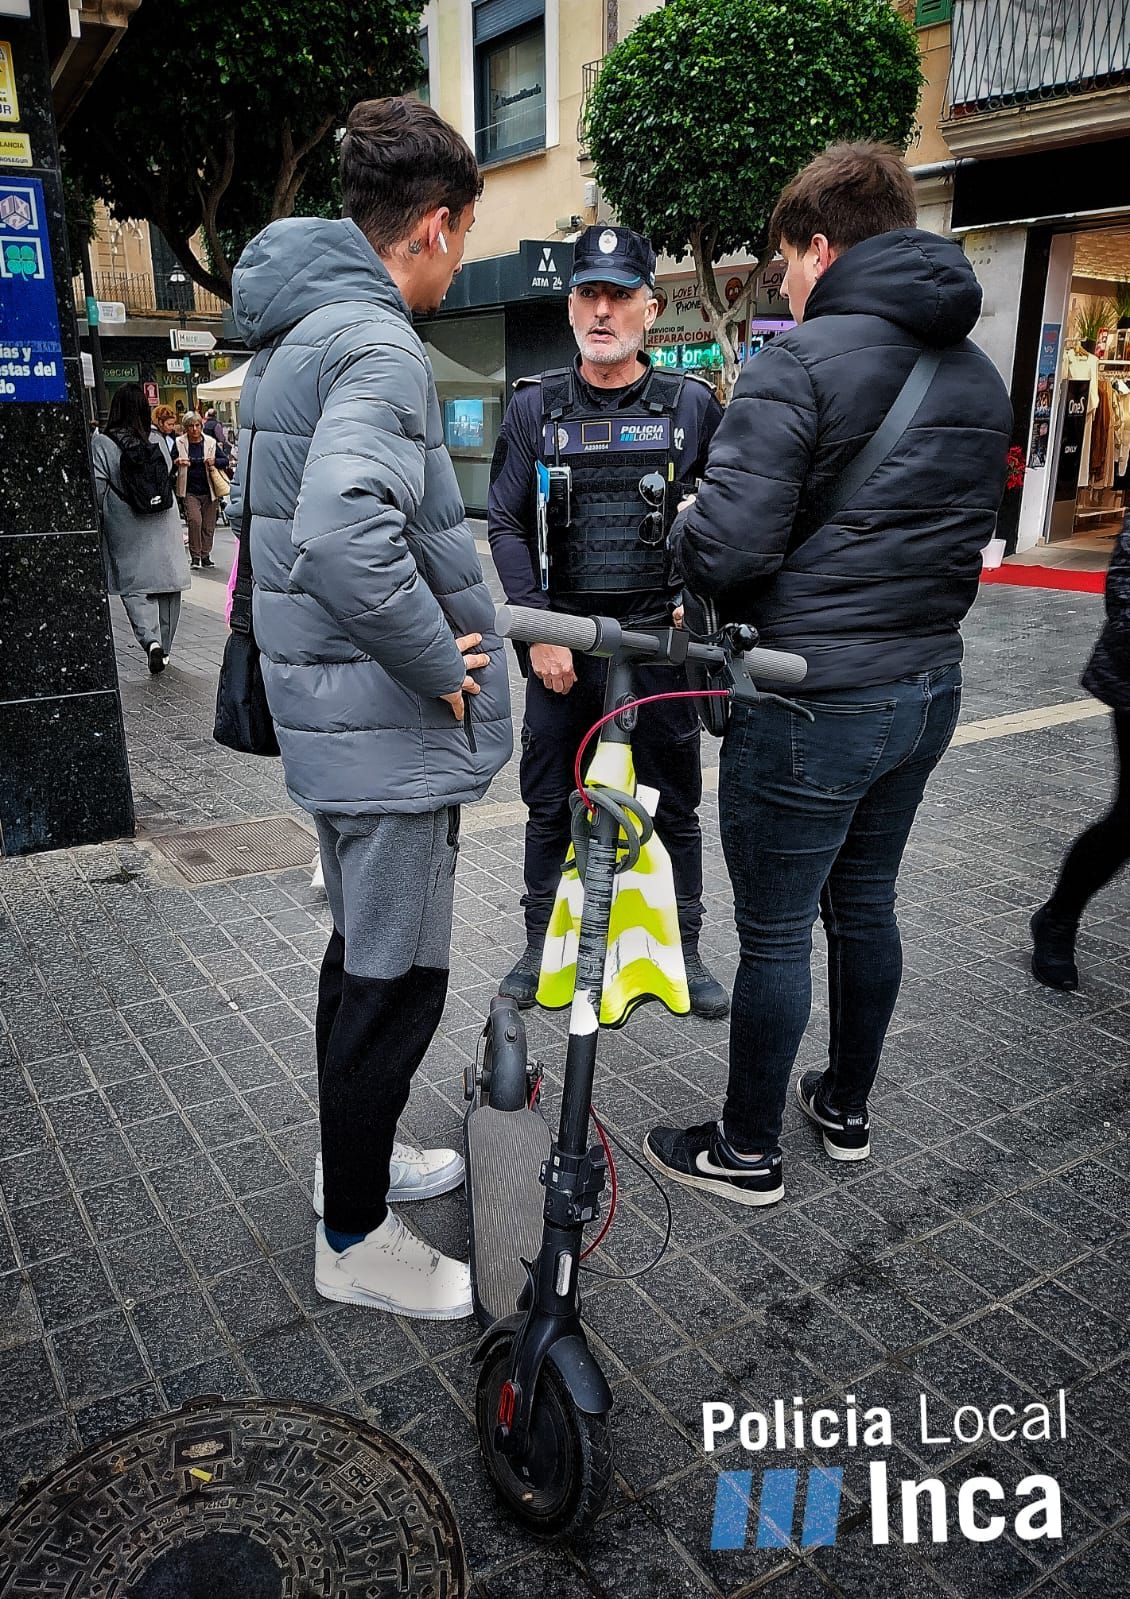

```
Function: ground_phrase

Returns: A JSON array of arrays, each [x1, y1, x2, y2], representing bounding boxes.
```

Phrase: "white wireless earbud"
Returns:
[[438, 232, 449, 255]]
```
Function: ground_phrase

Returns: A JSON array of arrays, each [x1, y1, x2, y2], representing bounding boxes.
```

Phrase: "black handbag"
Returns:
[[213, 388, 280, 758], [683, 348, 941, 737]]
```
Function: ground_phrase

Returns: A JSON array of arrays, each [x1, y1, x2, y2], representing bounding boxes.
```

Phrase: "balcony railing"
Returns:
[[73, 269, 227, 320], [947, 0, 1130, 117], [577, 59, 601, 158]]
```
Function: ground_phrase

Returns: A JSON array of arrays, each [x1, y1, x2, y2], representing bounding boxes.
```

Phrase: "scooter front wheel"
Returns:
[[476, 1336, 612, 1541]]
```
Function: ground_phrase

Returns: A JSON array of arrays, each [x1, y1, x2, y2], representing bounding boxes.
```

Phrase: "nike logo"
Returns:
[[695, 1150, 777, 1179]]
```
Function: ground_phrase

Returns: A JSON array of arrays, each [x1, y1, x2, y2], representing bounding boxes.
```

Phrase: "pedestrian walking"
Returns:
[[1031, 513, 1130, 990], [202, 407, 229, 449], [643, 143, 1013, 1207], [229, 95, 511, 1319], [488, 224, 729, 1018], [176, 410, 229, 567], [151, 404, 179, 478], [92, 383, 191, 673]]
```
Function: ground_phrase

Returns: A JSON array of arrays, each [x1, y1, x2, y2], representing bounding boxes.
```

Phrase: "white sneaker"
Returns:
[[314, 1213, 472, 1319], [310, 855, 325, 893], [312, 1143, 464, 1217]]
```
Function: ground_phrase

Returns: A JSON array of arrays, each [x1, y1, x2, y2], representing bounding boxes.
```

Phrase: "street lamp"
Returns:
[[168, 269, 194, 410]]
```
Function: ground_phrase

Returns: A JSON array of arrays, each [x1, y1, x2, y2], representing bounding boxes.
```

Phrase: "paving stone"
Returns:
[[50, 1310, 149, 1404]]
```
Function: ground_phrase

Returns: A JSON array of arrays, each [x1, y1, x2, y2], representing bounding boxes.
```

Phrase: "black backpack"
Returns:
[[109, 429, 175, 516]]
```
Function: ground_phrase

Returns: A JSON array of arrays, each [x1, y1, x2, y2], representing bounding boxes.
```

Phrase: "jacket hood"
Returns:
[[804, 228, 983, 347], [231, 216, 408, 347]]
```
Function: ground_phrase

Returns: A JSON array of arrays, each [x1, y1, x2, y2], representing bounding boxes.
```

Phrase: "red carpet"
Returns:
[[980, 563, 1105, 594]]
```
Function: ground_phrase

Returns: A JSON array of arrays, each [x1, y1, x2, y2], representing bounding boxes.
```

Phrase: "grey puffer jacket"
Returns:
[[229, 216, 512, 814]]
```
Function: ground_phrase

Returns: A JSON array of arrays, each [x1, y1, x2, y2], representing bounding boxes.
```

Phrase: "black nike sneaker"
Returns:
[[498, 937, 544, 1010], [643, 1120, 783, 1207], [795, 1071, 870, 1162]]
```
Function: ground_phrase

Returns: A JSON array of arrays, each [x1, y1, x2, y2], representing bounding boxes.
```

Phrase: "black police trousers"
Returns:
[[519, 651, 705, 943]]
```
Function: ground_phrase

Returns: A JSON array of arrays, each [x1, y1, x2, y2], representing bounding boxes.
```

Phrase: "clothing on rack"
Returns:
[[1066, 347, 1100, 486]]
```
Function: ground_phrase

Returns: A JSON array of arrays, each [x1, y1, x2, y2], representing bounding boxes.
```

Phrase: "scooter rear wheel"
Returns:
[[476, 1336, 612, 1541]]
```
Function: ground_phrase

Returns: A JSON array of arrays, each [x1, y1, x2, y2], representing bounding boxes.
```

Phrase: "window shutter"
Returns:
[[473, 0, 544, 47], [915, 0, 953, 25]]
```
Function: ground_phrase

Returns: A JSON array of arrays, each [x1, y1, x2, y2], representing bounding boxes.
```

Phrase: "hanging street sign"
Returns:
[[171, 328, 216, 352]]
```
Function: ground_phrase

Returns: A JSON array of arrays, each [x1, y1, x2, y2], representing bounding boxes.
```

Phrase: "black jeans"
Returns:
[[519, 652, 705, 941], [1046, 709, 1130, 923], [719, 664, 962, 1151]]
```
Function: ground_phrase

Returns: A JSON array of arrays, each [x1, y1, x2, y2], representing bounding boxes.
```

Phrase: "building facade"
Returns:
[[907, 0, 1130, 558]]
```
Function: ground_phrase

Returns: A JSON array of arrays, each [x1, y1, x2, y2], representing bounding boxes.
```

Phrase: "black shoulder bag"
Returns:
[[213, 363, 280, 758], [684, 348, 941, 737]]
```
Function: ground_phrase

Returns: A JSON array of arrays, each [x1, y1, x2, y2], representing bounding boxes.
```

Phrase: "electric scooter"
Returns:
[[463, 601, 808, 1540]]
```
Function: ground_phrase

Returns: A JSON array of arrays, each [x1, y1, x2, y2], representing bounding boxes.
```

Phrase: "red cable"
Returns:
[[580, 1107, 617, 1260], [573, 687, 731, 808]]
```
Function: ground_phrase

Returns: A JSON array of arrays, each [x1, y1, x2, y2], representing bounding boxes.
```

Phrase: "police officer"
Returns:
[[488, 224, 729, 1019]]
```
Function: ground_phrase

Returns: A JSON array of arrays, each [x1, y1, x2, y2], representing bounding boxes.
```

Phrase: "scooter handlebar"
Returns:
[[495, 603, 808, 689], [496, 604, 599, 653]]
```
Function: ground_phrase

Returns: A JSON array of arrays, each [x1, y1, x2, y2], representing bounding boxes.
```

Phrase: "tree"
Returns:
[[61, 0, 424, 303], [585, 0, 922, 395]]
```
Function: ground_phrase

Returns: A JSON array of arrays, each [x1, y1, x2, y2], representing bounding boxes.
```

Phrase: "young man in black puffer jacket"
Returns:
[[644, 142, 1013, 1207]]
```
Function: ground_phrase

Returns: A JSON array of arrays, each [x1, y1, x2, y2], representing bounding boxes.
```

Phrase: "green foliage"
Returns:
[[61, 0, 423, 299], [585, 0, 922, 263], [1075, 299, 1114, 346], [1114, 280, 1130, 322]]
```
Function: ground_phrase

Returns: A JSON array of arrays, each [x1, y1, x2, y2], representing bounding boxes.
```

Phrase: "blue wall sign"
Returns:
[[0, 175, 67, 402]]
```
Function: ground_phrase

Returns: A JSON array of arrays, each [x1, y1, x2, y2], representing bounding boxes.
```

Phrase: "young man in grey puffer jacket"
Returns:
[[228, 98, 512, 1320]]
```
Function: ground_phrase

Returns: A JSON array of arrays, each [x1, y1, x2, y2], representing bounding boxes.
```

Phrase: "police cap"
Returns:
[[569, 224, 657, 291]]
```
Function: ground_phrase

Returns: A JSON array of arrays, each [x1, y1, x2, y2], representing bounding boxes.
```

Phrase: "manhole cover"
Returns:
[[147, 817, 317, 884], [0, 1397, 466, 1598]]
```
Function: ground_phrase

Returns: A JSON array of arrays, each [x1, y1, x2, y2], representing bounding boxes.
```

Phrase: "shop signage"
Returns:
[[0, 175, 66, 402], [521, 239, 570, 294], [171, 328, 216, 352], [167, 355, 191, 373], [0, 40, 18, 122], [103, 363, 140, 383], [142, 380, 159, 405], [0, 130, 30, 167], [96, 300, 126, 324], [1028, 322, 1060, 470], [651, 263, 791, 350]]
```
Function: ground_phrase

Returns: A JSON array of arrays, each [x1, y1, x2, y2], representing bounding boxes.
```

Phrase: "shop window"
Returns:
[[914, 0, 952, 25], [416, 311, 505, 514], [474, 0, 546, 165], [416, 29, 430, 104]]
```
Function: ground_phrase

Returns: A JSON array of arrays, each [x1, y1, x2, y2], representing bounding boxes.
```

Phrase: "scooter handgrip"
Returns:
[[496, 604, 599, 653], [741, 647, 808, 687]]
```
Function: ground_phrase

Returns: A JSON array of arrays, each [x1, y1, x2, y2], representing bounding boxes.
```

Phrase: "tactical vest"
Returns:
[[538, 366, 687, 599]]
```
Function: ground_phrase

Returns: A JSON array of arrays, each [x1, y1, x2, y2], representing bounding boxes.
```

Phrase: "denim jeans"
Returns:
[[718, 663, 962, 1152]]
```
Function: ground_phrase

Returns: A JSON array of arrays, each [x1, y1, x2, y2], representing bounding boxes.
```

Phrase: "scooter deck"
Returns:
[[465, 1104, 552, 1328]]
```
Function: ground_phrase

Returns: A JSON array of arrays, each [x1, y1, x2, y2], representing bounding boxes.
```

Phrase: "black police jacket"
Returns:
[[488, 354, 722, 621], [670, 228, 1014, 692]]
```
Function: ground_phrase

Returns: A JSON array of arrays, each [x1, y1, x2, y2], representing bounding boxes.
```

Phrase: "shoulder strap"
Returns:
[[229, 346, 275, 635], [805, 348, 941, 534], [640, 367, 684, 414], [540, 368, 573, 420]]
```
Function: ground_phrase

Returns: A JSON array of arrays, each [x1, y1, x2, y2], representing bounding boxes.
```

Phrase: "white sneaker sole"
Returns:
[[642, 1136, 783, 1208], [314, 1274, 473, 1321], [794, 1079, 871, 1162], [312, 1155, 466, 1218]]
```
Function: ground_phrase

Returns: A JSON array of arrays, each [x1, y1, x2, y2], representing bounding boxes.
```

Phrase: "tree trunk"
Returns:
[[689, 227, 760, 401]]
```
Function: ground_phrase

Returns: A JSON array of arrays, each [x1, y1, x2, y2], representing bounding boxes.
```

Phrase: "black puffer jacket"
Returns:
[[671, 228, 1013, 691], [1082, 514, 1130, 713]]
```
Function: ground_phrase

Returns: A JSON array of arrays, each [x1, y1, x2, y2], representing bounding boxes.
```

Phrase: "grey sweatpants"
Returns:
[[312, 808, 461, 1233], [121, 591, 182, 654]]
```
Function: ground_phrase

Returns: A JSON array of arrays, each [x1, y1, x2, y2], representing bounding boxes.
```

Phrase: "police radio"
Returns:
[[535, 462, 573, 591]]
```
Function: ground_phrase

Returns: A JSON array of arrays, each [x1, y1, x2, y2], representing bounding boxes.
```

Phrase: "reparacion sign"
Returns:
[[0, 176, 67, 403]]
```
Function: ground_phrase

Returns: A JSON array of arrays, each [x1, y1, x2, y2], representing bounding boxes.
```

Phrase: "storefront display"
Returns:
[[1018, 225, 1130, 552]]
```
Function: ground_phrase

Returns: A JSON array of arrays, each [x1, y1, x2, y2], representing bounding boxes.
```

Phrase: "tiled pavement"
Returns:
[[0, 555, 1127, 1598]]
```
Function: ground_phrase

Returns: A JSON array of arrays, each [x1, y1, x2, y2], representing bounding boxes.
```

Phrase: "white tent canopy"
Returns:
[[195, 358, 253, 401]]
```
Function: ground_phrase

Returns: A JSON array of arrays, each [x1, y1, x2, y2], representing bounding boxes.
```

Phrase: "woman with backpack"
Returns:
[[176, 410, 230, 568], [92, 383, 191, 674]]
